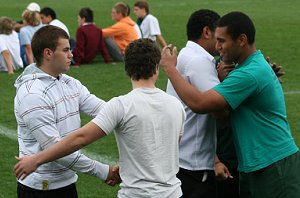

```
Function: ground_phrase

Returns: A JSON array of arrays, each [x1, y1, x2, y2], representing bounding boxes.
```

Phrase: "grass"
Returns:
[[0, 0, 300, 197]]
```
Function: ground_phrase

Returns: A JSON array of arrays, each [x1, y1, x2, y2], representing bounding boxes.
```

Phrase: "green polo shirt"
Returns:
[[214, 50, 298, 173]]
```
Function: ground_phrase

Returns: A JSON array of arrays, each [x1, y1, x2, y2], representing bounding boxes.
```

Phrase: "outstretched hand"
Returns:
[[105, 166, 121, 186], [14, 155, 39, 180], [159, 44, 178, 73]]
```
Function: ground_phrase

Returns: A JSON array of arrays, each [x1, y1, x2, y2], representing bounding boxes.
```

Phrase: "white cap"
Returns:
[[26, 2, 40, 12]]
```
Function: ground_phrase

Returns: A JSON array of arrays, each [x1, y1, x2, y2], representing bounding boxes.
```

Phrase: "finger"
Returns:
[[172, 46, 177, 56], [266, 56, 270, 63]]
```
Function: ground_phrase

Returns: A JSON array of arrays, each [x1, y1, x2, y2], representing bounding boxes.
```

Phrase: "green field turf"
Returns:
[[0, 0, 299, 197]]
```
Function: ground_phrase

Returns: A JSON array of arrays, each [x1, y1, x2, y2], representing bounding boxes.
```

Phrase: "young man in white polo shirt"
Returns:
[[133, 0, 167, 47]]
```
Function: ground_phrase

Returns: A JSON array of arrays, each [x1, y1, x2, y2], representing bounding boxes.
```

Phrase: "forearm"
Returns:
[[36, 122, 105, 167], [156, 35, 167, 47], [2, 50, 14, 74], [25, 45, 33, 64]]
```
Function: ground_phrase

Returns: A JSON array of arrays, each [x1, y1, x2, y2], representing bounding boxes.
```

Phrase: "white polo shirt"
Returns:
[[167, 41, 220, 171], [139, 14, 161, 41]]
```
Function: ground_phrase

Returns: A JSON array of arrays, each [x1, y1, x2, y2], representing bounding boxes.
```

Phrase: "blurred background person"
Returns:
[[19, 8, 44, 66], [102, 2, 138, 62], [0, 16, 23, 74], [72, 7, 110, 67], [133, 0, 167, 47]]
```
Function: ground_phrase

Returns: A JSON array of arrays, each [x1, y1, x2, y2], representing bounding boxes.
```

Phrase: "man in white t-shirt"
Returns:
[[14, 38, 186, 198], [0, 16, 23, 74], [133, 0, 167, 47], [40, 7, 70, 37]]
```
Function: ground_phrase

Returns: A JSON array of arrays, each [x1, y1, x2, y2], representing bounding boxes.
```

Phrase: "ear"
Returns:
[[43, 48, 53, 60], [203, 26, 213, 39], [238, 34, 248, 47]]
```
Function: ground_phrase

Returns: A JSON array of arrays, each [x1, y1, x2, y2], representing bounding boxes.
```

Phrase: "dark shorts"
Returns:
[[177, 168, 216, 198], [239, 151, 300, 198], [17, 182, 78, 198]]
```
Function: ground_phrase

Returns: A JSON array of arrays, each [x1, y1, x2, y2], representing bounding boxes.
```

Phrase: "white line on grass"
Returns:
[[0, 125, 118, 165], [284, 90, 300, 95]]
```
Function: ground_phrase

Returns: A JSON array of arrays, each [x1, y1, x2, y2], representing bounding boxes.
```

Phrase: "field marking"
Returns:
[[284, 90, 300, 95], [0, 125, 118, 165]]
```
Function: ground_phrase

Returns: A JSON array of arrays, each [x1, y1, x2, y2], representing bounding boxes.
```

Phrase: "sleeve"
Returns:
[[98, 28, 110, 63], [92, 97, 124, 134], [184, 56, 220, 92], [73, 78, 106, 117], [102, 22, 122, 38], [19, 28, 31, 45], [72, 28, 85, 66], [213, 71, 258, 110], [19, 93, 109, 180], [148, 16, 161, 36], [0, 37, 8, 53]]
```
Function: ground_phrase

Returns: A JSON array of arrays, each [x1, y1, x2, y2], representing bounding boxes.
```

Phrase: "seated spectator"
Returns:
[[19, 9, 44, 65], [40, 7, 75, 50], [72, 7, 110, 67], [40, 7, 70, 36], [133, 0, 167, 47], [102, 2, 138, 62], [15, 2, 41, 32], [126, 4, 142, 38], [0, 17, 23, 74]]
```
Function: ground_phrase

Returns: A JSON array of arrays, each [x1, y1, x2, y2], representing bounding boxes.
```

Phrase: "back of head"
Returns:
[[40, 7, 56, 20], [79, 7, 93, 22], [22, 10, 41, 26], [134, 0, 149, 14], [0, 16, 15, 35], [187, 9, 220, 41], [125, 38, 161, 80], [31, 25, 69, 66], [217, 11, 255, 44], [114, 2, 129, 17]]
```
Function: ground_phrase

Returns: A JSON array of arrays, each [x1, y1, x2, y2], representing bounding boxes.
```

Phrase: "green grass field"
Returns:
[[0, 0, 300, 197]]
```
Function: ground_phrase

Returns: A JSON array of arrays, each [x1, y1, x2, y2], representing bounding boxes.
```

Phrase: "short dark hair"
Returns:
[[114, 2, 128, 17], [40, 7, 56, 19], [125, 39, 161, 80], [79, 7, 93, 22], [187, 9, 220, 41], [31, 25, 69, 66], [134, 0, 149, 14], [217, 11, 255, 44]]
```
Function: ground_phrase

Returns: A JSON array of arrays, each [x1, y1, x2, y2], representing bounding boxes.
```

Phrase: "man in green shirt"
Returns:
[[160, 11, 300, 198]]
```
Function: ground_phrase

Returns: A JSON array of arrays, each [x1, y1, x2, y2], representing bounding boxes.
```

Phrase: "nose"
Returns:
[[215, 41, 221, 52]]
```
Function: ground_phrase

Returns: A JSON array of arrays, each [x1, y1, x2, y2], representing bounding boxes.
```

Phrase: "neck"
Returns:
[[39, 63, 60, 78], [237, 45, 257, 64], [131, 78, 156, 89]]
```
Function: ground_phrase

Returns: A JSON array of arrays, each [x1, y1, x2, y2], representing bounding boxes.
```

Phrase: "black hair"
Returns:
[[217, 11, 255, 44]]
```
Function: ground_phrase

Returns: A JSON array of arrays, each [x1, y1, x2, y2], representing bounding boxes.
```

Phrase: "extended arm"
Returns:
[[14, 121, 106, 179], [2, 50, 14, 74], [160, 46, 229, 114]]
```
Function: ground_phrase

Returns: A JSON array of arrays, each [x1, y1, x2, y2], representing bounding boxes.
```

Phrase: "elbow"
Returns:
[[186, 100, 207, 114]]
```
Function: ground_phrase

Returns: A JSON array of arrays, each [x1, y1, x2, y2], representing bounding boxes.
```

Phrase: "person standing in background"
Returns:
[[133, 0, 167, 47]]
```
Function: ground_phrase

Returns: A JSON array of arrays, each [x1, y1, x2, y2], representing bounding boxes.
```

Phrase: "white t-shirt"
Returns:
[[0, 31, 23, 71], [92, 88, 186, 198], [139, 14, 161, 41], [167, 41, 220, 171], [50, 19, 70, 37], [20, 23, 44, 45]]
